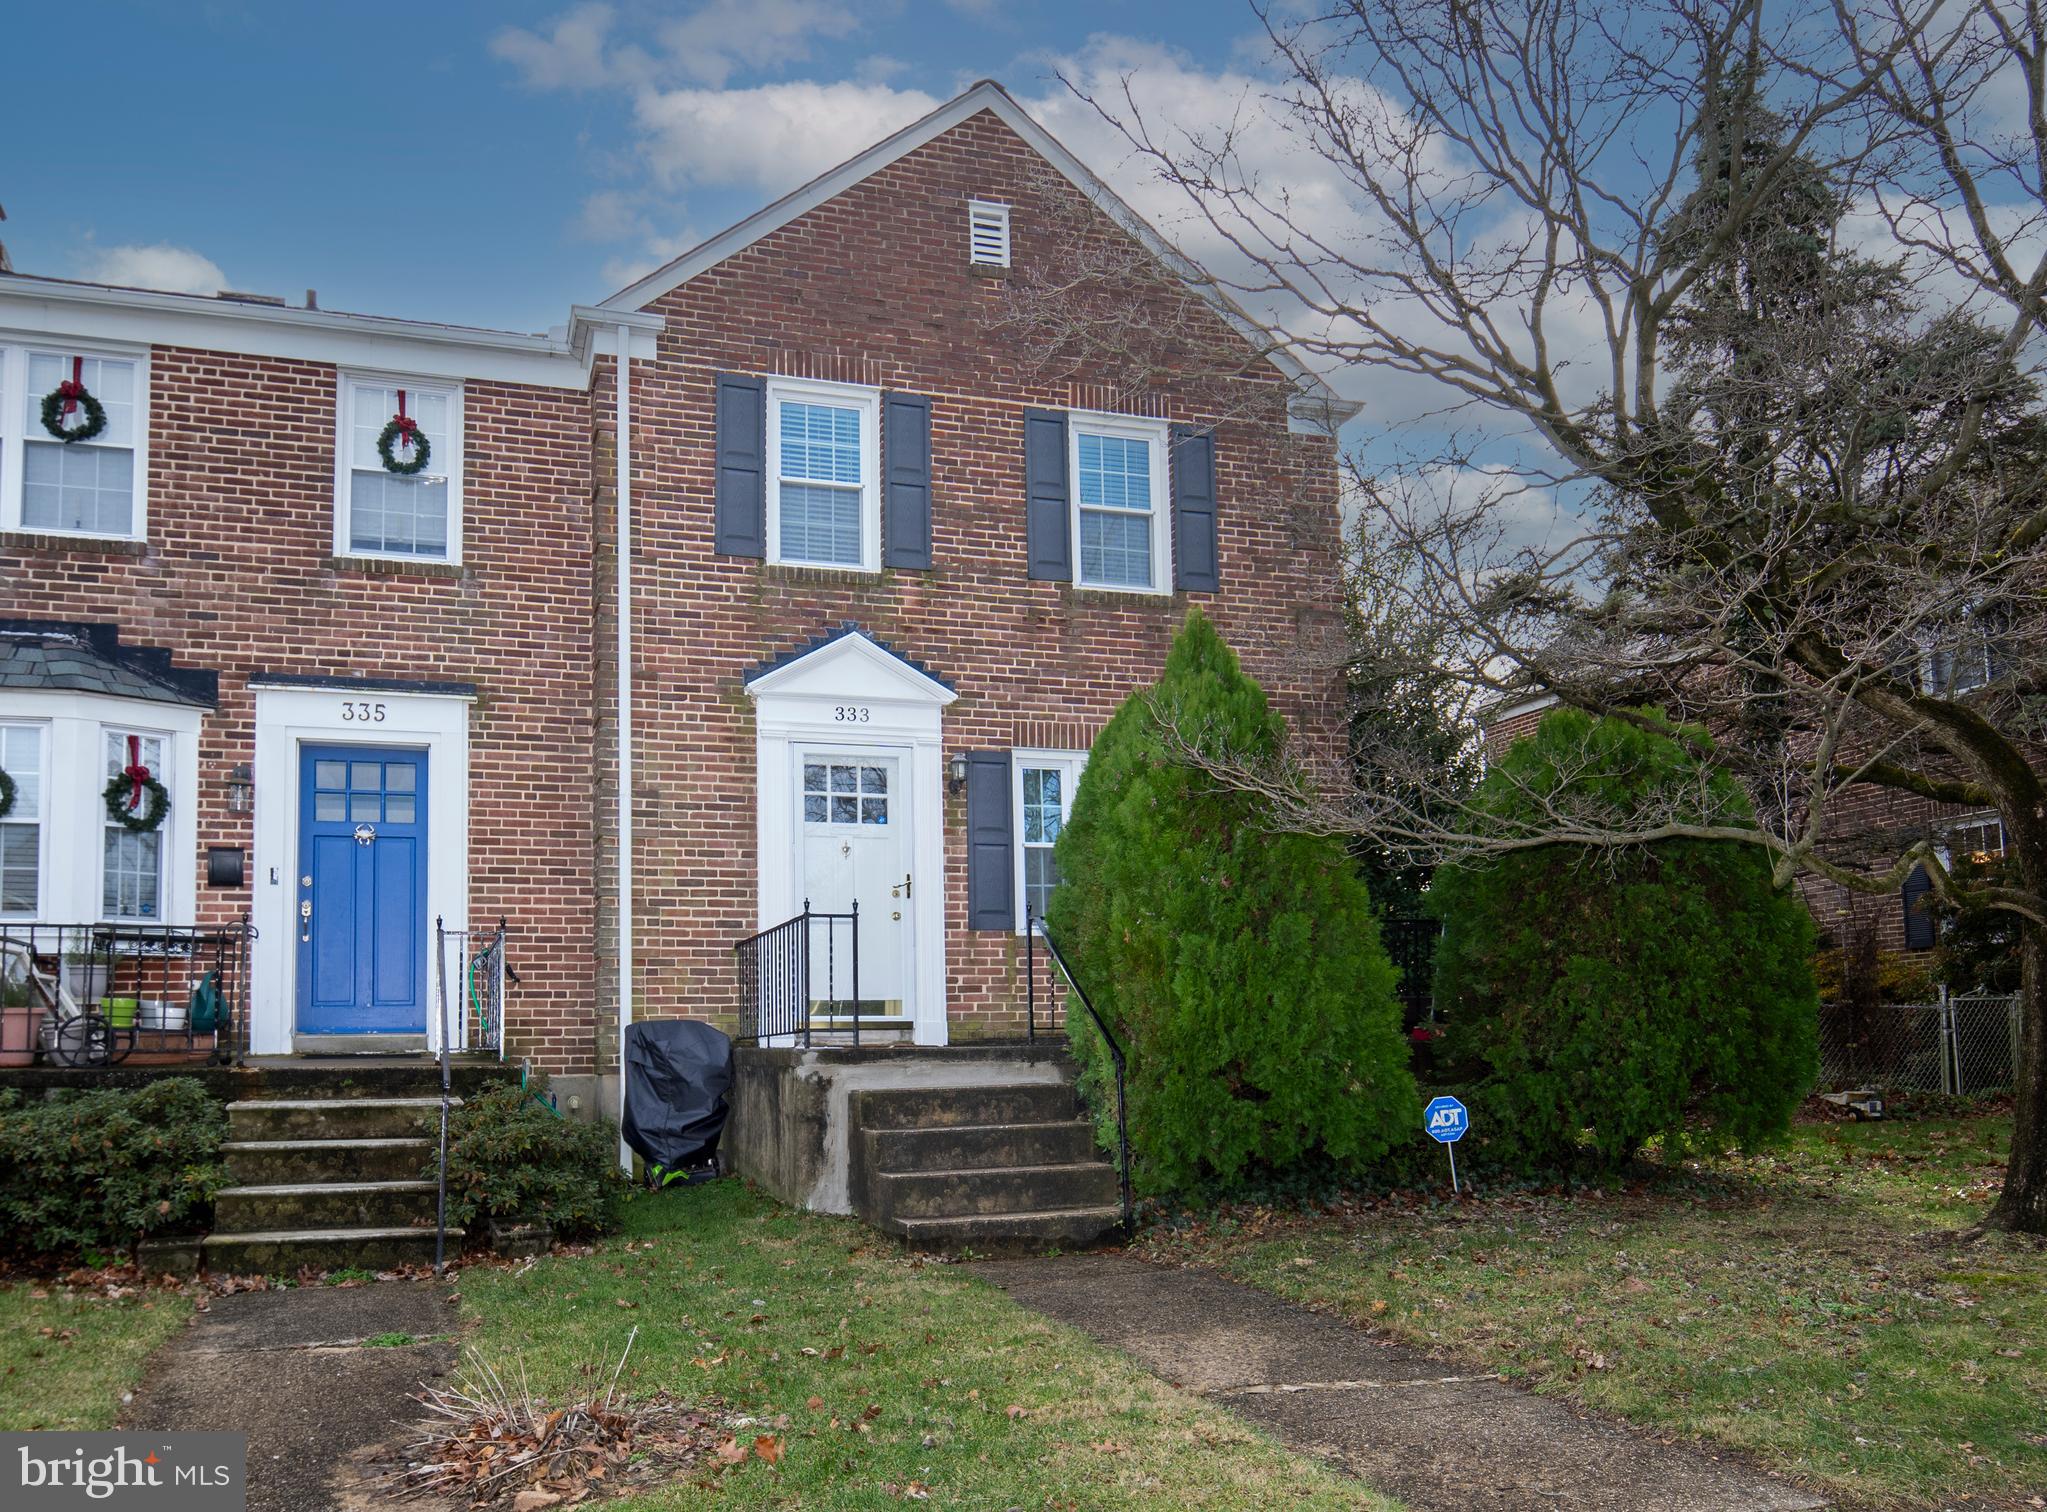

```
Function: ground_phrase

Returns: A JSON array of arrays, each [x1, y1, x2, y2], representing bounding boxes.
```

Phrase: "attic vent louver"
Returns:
[[968, 199, 1011, 268]]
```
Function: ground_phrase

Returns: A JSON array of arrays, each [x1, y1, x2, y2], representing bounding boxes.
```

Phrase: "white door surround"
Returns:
[[745, 629, 955, 1047], [248, 680, 472, 1055]]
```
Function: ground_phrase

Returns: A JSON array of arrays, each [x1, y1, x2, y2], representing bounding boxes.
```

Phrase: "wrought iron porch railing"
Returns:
[[435, 917, 515, 1060], [431, 916, 521, 1275], [734, 901, 860, 1048], [0, 915, 252, 1067], [1023, 908, 1133, 1234]]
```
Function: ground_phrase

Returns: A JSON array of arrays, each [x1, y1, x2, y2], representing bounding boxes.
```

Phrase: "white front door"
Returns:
[[797, 750, 912, 1018]]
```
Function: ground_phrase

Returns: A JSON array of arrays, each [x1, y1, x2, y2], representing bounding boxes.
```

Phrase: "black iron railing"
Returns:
[[432, 917, 520, 1274], [436, 917, 514, 1060], [1381, 915, 1442, 1029], [734, 901, 860, 1048], [1024, 909, 1132, 1234], [0, 915, 251, 1067]]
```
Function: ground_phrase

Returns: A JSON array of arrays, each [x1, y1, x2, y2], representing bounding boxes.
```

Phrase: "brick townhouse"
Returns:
[[1479, 688, 2014, 961], [0, 82, 1358, 1114]]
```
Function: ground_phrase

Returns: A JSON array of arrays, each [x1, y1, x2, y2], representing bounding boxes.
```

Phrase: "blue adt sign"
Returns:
[[1424, 1095, 1469, 1144]]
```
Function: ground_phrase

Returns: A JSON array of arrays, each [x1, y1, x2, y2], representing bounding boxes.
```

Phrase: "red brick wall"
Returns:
[[1, 346, 601, 1070], [608, 108, 1349, 1041]]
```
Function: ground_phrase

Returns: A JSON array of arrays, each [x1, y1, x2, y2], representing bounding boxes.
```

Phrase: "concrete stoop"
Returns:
[[850, 1074, 1123, 1254], [204, 1059, 512, 1275]]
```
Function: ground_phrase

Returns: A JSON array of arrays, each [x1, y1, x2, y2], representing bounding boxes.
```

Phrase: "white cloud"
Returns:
[[633, 80, 939, 192], [656, 0, 863, 89], [494, 1, 863, 93], [78, 244, 228, 296], [491, 3, 650, 91]]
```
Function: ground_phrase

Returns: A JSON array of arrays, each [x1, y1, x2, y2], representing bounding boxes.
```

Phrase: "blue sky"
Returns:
[[1, 1, 1277, 334]]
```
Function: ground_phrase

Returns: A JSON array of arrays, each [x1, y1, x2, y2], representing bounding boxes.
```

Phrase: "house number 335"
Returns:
[[833, 706, 871, 723], [340, 701, 388, 723]]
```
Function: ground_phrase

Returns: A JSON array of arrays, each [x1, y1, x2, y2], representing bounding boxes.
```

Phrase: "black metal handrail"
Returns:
[[432, 916, 519, 1273], [0, 915, 251, 1067], [734, 901, 860, 1048], [1024, 908, 1133, 1234]]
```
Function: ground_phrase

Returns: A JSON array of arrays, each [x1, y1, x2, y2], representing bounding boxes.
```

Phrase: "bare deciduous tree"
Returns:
[[1039, 0, 2047, 1233]]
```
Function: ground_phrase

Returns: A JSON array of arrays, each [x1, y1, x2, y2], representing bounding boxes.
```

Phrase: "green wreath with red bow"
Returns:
[[39, 357, 108, 444], [376, 388, 432, 475], [103, 736, 170, 834]]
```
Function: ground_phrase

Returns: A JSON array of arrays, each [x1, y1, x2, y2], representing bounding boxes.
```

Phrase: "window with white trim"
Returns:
[[336, 377, 462, 561], [766, 379, 879, 571], [0, 724, 44, 916], [1013, 750, 1087, 931], [969, 199, 1011, 267], [1945, 814, 2007, 864], [102, 729, 167, 920], [0, 345, 147, 540], [1069, 414, 1169, 591]]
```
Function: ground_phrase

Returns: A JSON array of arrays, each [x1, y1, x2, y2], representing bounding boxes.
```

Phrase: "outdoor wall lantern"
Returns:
[[947, 754, 968, 793], [226, 763, 254, 815]]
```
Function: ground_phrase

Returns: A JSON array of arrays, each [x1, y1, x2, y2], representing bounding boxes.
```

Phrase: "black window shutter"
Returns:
[[1901, 865, 1936, 950], [714, 373, 765, 557], [883, 391, 933, 570], [1171, 424, 1218, 591], [1023, 408, 1070, 581], [965, 750, 1015, 931]]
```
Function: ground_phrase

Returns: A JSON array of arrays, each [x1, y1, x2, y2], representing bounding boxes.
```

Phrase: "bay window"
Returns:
[[0, 724, 44, 916], [102, 730, 167, 920]]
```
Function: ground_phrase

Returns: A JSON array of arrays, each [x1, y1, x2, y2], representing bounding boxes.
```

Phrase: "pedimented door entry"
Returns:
[[798, 750, 911, 1019]]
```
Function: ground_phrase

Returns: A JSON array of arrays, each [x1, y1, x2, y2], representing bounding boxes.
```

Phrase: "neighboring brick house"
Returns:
[[1476, 691, 2009, 960], [0, 82, 1356, 1108]]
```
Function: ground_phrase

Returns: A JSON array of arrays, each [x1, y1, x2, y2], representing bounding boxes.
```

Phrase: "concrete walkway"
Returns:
[[976, 1255, 1829, 1512], [122, 1280, 457, 1512]]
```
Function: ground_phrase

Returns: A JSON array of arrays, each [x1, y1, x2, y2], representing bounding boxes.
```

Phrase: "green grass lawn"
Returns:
[[1141, 1113, 2045, 1511], [455, 1181, 1401, 1509], [0, 1281, 194, 1431]]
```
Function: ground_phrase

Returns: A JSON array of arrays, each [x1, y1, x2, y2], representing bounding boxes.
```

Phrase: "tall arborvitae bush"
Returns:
[[1047, 609, 1417, 1195], [1432, 708, 1819, 1174]]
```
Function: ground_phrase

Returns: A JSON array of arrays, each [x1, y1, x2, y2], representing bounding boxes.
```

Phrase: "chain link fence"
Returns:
[[1818, 991, 2023, 1095]]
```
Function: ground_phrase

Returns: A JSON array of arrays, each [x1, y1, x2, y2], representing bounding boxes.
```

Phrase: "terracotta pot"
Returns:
[[0, 1001, 41, 1066]]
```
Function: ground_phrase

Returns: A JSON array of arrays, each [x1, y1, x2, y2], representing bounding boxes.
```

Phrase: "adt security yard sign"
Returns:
[[1424, 1095, 1469, 1193]]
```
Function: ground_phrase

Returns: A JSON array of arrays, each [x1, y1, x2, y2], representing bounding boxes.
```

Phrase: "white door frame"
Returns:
[[745, 631, 954, 1047], [248, 681, 472, 1055]]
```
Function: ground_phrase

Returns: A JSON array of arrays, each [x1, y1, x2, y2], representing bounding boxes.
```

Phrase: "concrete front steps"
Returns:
[[205, 1058, 513, 1274], [850, 1074, 1124, 1254]]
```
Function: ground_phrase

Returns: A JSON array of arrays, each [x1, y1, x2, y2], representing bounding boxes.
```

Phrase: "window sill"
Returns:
[[326, 554, 467, 581], [1066, 583, 1177, 606], [0, 529, 147, 556], [761, 561, 883, 586]]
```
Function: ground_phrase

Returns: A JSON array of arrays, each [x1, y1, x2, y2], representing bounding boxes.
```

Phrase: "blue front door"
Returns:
[[296, 745, 428, 1035]]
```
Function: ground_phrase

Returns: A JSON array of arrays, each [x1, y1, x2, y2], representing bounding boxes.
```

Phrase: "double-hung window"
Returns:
[[0, 345, 147, 540], [102, 729, 167, 920], [1013, 750, 1087, 932], [767, 379, 879, 571], [0, 724, 44, 916], [1946, 815, 2007, 865], [1069, 414, 1168, 592], [336, 376, 462, 562]]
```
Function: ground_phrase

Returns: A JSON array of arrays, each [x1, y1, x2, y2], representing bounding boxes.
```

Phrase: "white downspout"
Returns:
[[615, 324, 635, 1170]]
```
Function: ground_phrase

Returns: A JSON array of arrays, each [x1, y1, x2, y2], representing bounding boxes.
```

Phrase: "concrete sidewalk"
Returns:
[[122, 1280, 458, 1512], [976, 1254, 1829, 1512]]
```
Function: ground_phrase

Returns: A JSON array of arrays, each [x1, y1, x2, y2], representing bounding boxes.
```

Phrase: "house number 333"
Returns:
[[833, 706, 871, 723], [340, 701, 388, 723]]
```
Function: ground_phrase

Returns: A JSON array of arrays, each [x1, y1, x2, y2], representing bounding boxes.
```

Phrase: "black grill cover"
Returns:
[[621, 1019, 733, 1174]]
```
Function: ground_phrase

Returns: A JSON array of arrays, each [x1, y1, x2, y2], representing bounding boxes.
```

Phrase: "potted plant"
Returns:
[[104, 996, 139, 1030], [1, 971, 41, 1067], [62, 947, 110, 1006]]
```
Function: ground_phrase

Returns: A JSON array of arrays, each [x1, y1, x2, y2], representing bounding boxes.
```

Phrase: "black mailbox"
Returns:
[[206, 846, 246, 888]]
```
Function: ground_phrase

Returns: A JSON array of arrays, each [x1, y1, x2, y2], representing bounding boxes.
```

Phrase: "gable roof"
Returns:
[[598, 80, 1359, 434], [743, 624, 956, 702]]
